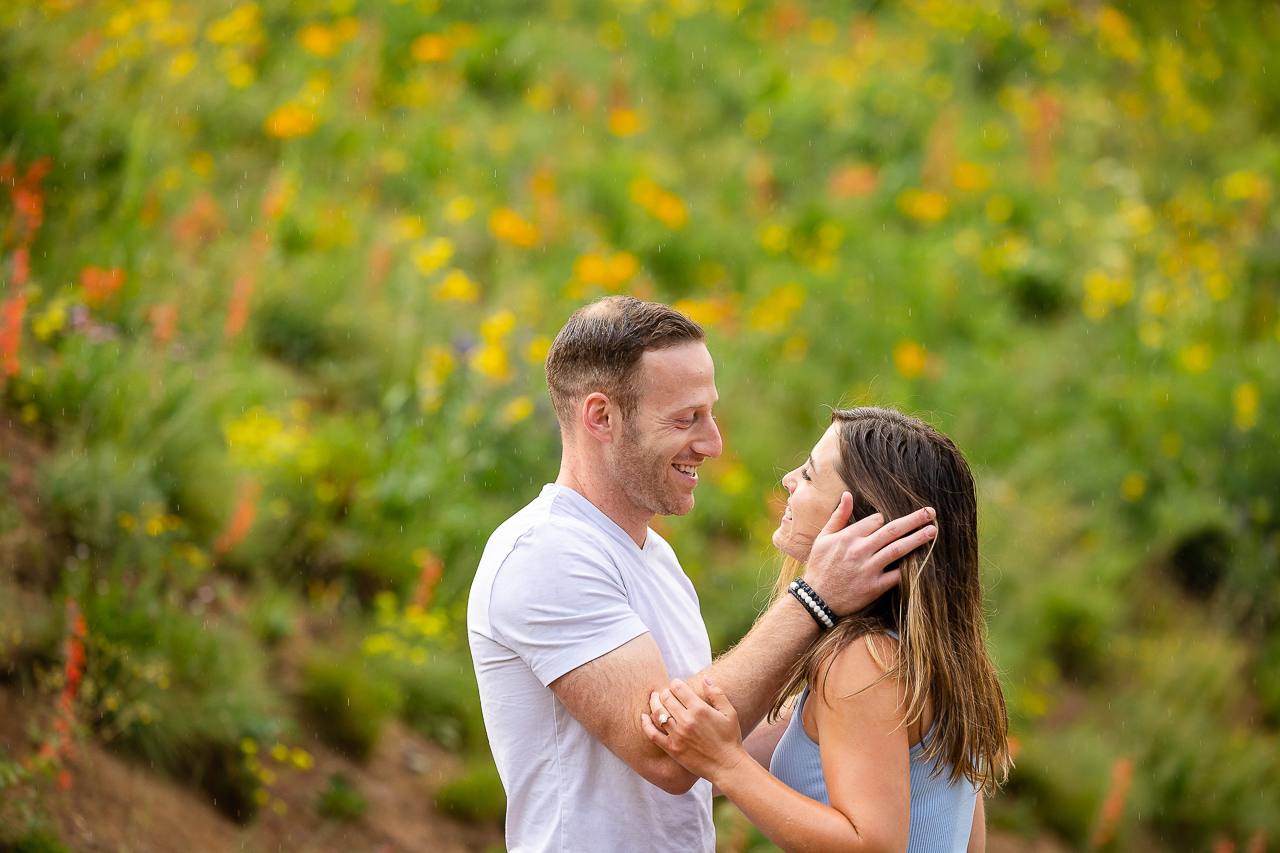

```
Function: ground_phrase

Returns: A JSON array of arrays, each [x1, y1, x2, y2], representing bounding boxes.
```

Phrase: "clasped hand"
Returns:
[[642, 676, 745, 784]]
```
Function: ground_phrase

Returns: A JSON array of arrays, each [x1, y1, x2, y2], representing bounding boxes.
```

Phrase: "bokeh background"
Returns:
[[1, 0, 1278, 851]]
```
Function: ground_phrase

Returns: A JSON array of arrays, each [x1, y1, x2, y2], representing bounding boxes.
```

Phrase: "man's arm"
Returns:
[[551, 496, 937, 794]]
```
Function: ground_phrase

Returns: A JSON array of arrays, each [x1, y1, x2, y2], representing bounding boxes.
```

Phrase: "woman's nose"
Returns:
[[781, 468, 796, 494]]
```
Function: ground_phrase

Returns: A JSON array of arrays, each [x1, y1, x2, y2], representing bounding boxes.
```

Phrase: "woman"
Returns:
[[643, 407, 1010, 853]]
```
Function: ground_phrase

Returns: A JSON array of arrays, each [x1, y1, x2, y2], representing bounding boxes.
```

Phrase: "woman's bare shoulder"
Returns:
[[814, 630, 902, 706]]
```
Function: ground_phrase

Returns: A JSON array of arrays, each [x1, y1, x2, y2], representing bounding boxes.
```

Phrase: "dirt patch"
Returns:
[[0, 686, 503, 853]]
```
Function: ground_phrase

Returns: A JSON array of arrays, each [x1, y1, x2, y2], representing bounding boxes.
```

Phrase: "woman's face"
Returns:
[[773, 425, 848, 563]]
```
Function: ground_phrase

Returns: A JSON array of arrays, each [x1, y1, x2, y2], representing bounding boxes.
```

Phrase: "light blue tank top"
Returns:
[[769, 687, 977, 852]]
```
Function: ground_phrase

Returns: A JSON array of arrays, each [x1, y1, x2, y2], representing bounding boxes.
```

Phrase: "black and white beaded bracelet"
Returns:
[[789, 578, 837, 630]]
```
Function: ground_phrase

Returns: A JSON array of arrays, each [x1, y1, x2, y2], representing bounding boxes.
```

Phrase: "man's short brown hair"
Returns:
[[545, 296, 705, 429]]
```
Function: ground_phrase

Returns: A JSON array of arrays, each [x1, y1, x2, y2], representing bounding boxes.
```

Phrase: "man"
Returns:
[[468, 296, 936, 853]]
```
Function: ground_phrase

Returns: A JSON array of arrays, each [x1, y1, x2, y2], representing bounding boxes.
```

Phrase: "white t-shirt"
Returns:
[[468, 484, 715, 853]]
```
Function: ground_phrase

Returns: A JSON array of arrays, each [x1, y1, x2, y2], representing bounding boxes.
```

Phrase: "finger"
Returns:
[[641, 713, 671, 747], [868, 524, 937, 574], [649, 690, 669, 718], [662, 680, 692, 713], [702, 675, 734, 715], [819, 492, 854, 537], [864, 507, 936, 552], [669, 678, 707, 711]]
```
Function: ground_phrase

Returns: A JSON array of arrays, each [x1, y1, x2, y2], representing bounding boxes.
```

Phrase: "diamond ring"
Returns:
[[657, 713, 670, 725]]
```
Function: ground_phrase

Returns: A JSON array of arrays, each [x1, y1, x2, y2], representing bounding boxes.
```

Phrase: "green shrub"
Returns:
[[5, 831, 71, 853], [395, 652, 484, 753], [78, 588, 280, 823], [435, 758, 505, 824], [300, 652, 400, 761], [316, 772, 368, 822]]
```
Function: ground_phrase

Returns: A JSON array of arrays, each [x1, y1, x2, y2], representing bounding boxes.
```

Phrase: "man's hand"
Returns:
[[802, 493, 936, 616]]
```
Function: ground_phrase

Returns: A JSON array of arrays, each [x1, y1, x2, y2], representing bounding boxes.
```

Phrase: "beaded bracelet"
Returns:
[[788, 578, 836, 630]]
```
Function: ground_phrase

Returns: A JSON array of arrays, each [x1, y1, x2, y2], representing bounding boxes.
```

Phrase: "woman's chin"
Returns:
[[773, 529, 810, 563]]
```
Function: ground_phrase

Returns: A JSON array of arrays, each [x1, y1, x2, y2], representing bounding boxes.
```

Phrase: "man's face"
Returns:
[[607, 342, 723, 519]]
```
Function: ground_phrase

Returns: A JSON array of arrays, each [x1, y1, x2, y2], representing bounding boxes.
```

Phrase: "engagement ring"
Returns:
[[657, 713, 670, 725]]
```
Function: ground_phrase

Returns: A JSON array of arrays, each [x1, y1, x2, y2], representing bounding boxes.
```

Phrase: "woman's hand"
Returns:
[[642, 676, 747, 785]]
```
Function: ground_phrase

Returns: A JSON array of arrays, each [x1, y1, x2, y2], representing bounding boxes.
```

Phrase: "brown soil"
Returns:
[[0, 685, 503, 853]]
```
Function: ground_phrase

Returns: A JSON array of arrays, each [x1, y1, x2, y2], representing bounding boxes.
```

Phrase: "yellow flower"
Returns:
[[297, 23, 341, 58], [170, 50, 197, 79], [434, 269, 479, 303], [32, 301, 67, 342], [1179, 344, 1211, 374], [413, 237, 454, 274], [471, 344, 511, 382], [758, 224, 789, 254], [226, 63, 255, 88], [608, 109, 643, 137], [488, 208, 540, 248], [411, 33, 452, 63], [1120, 471, 1146, 502], [207, 3, 262, 46], [1233, 382, 1259, 431], [290, 748, 314, 770], [1119, 200, 1155, 236], [391, 215, 425, 243], [481, 311, 516, 344], [190, 151, 214, 178], [527, 336, 551, 363], [951, 162, 992, 192], [893, 339, 927, 379], [673, 298, 731, 328], [985, 195, 1013, 223], [263, 104, 318, 139], [501, 396, 534, 425], [748, 283, 806, 332], [897, 189, 950, 222], [628, 178, 688, 230], [1223, 170, 1270, 201], [445, 195, 475, 222]]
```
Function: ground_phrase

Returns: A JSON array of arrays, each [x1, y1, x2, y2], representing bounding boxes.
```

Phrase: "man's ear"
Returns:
[[581, 392, 617, 444]]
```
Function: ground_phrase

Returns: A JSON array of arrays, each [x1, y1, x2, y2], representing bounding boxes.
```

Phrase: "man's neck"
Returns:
[[555, 457, 650, 548]]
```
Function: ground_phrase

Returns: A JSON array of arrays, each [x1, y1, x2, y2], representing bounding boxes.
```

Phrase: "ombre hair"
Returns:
[[771, 407, 1011, 790]]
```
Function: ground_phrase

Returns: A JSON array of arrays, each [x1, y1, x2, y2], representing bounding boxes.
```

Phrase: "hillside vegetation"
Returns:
[[1, 0, 1278, 850]]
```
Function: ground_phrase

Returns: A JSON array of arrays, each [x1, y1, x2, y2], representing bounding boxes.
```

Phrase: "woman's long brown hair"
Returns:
[[770, 407, 1011, 790]]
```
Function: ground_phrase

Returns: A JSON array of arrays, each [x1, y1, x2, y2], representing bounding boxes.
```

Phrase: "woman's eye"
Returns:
[[800, 468, 812, 482]]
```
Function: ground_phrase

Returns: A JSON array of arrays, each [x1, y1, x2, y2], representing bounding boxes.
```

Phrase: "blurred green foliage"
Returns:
[[316, 772, 368, 822], [0, 0, 1278, 847]]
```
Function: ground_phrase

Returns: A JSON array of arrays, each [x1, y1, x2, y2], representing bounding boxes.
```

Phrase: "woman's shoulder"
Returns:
[[814, 629, 902, 704]]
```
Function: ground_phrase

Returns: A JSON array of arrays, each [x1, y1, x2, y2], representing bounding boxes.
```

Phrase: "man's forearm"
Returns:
[[700, 593, 818, 736]]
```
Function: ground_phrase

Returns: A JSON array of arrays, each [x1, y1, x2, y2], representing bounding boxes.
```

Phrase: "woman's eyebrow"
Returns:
[[807, 453, 817, 473]]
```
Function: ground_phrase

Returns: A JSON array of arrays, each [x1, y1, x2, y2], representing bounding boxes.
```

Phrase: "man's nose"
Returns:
[[694, 416, 723, 459]]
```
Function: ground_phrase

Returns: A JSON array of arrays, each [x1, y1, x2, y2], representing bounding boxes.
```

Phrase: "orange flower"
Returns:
[[1089, 757, 1134, 849], [0, 294, 27, 377], [263, 104, 319, 139], [148, 303, 179, 344], [215, 480, 260, 554], [224, 273, 255, 339], [828, 165, 879, 199], [80, 265, 126, 305]]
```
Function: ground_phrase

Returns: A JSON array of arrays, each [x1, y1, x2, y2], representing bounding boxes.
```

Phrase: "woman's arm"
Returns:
[[742, 696, 794, 769], [967, 795, 985, 853], [645, 649, 911, 853]]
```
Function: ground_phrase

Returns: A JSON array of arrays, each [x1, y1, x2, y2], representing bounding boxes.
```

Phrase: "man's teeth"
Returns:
[[674, 464, 698, 477]]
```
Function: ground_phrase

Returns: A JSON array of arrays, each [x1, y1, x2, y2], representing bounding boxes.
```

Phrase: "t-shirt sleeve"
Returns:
[[487, 527, 649, 687]]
